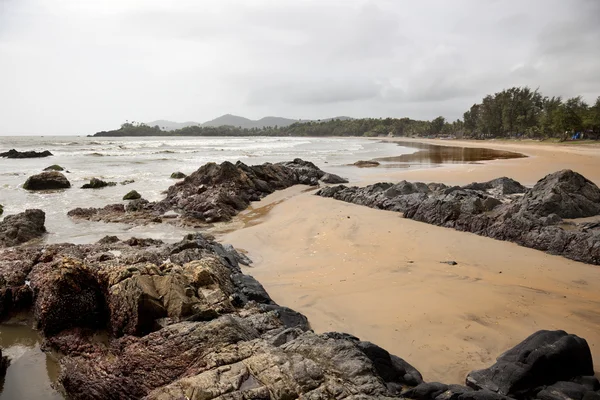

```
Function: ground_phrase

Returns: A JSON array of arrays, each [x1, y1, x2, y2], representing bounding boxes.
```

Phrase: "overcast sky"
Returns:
[[1, 0, 599, 135]]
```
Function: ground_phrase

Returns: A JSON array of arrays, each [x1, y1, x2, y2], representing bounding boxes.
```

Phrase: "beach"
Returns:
[[220, 139, 600, 383]]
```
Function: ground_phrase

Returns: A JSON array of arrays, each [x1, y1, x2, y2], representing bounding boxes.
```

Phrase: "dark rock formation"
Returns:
[[0, 209, 46, 248], [170, 172, 186, 179], [81, 178, 116, 189], [43, 164, 64, 171], [0, 233, 419, 399], [0, 348, 9, 380], [321, 172, 349, 184], [353, 160, 380, 167], [0, 149, 52, 158], [120, 179, 135, 185], [23, 171, 71, 190], [123, 190, 141, 200], [466, 330, 594, 398], [318, 170, 600, 265], [69, 159, 347, 226], [0, 204, 3, 216]]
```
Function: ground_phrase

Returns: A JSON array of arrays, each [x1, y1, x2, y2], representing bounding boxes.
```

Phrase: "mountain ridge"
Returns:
[[148, 114, 353, 130]]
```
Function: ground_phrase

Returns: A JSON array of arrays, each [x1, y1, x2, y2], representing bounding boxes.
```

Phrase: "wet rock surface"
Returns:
[[43, 164, 65, 171], [318, 170, 600, 265], [81, 177, 117, 189], [123, 190, 141, 200], [68, 158, 343, 226], [0, 149, 53, 158], [23, 171, 71, 190], [0, 209, 46, 248], [0, 233, 597, 399]]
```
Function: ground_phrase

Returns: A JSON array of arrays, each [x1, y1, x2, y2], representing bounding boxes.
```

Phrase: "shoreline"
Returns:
[[220, 138, 600, 383]]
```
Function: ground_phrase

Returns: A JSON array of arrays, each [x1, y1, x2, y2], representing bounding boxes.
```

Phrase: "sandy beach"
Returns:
[[219, 139, 600, 384]]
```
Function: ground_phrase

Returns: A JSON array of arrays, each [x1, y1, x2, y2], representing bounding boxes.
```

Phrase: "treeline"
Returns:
[[94, 87, 600, 140]]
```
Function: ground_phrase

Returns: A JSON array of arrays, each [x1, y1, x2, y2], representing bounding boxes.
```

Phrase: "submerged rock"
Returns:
[[0, 209, 46, 248], [123, 190, 141, 200], [0, 149, 52, 158], [81, 178, 116, 189], [353, 160, 380, 167], [170, 172, 186, 179], [0, 348, 9, 380], [23, 171, 71, 190], [43, 164, 64, 171]]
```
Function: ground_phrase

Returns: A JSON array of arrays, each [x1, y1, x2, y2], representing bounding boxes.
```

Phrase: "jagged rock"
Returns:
[[466, 330, 594, 397], [320, 172, 349, 184], [123, 190, 141, 200], [30, 257, 107, 336], [81, 178, 116, 189], [43, 164, 64, 171], [23, 171, 71, 190], [318, 170, 600, 265], [0, 149, 52, 158], [536, 380, 599, 400], [462, 177, 527, 195], [170, 172, 186, 179], [520, 170, 600, 218], [0, 209, 46, 248]]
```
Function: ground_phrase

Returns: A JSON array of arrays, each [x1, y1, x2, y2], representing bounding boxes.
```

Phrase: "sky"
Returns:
[[0, 0, 599, 135]]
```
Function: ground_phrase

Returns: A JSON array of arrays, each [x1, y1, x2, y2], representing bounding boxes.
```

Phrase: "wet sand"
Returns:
[[220, 139, 600, 383]]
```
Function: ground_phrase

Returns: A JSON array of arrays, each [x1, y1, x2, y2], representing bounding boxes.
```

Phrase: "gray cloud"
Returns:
[[0, 0, 598, 135]]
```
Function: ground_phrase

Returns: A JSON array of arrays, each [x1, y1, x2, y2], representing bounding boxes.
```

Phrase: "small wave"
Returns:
[[154, 150, 176, 154]]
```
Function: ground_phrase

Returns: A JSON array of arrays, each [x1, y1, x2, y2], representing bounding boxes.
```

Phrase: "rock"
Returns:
[[0, 209, 46, 248], [520, 170, 600, 218], [120, 179, 135, 185], [23, 171, 71, 190], [30, 257, 107, 336], [81, 178, 116, 189], [123, 190, 141, 200], [357, 340, 423, 390], [43, 164, 64, 171], [536, 380, 597, 400], [0, 348, 9, 380], [170, 172, 186, 179], [462, 177, 527, 195], [441, 261, 458, 265], [353, 160, 380, 167], [0, 149, 52, 158], [0, 204, 3, 216], [466, 330, 594, 397], [320, 172, 349, 184]]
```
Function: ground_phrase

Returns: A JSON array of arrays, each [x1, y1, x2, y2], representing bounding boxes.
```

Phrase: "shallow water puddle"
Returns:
[[0, 323, 63, 399]]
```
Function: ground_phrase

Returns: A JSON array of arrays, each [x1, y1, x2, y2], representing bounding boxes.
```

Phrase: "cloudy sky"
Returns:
[[1, 0, 599, 135]]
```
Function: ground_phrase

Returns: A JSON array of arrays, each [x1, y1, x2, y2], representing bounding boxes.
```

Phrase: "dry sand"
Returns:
[[218, 140, 600, 383]]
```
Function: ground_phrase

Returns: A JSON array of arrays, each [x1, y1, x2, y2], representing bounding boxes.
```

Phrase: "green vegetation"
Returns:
[[95, 88, 600, 140]]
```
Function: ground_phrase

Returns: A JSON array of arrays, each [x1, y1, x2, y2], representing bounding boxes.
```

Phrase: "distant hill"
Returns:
[[148, 114, 353, 130]]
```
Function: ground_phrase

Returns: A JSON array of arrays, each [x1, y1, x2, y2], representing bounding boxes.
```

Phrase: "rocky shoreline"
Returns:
[[317, 169, 600, 265], [0, 158, 599, 399]]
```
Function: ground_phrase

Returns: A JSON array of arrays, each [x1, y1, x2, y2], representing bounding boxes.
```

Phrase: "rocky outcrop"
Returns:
[[170, 172, 186, 179], [123, 190, 141, 200], [318, 170, 600, 265], [0, 149, 53, 158], [0, 209, 46, 248], [43, 164, 64, 171], [69, 159, 346, 226], [81, 178, 116, 189], [23, 171, 71, 190], [0, 233, 597, 399]]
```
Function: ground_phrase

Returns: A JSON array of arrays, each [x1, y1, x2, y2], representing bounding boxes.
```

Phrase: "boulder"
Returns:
[[0, 149, 52, 158], [0, 204, 3, 216], [23, 171, 71, 190], [320, 173, 349, 184], [123, 190, 141, 200], [43, 164, 64, 171], [520, 170, 600, 218], [30, 257, 107, 336], [0, 209, 46, 248], [120, 179, 135, 185], [466, 330, 594, 397], [170, 172, 186, 179], [81, 178, 116, 189], [353, 160, 380, 167]]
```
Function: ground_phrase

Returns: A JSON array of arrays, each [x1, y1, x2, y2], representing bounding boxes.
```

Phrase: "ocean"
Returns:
[[0, 136, 415, 244]]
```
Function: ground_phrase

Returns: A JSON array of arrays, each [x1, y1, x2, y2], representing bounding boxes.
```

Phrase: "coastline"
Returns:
[[219, 138, 600, 383]]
